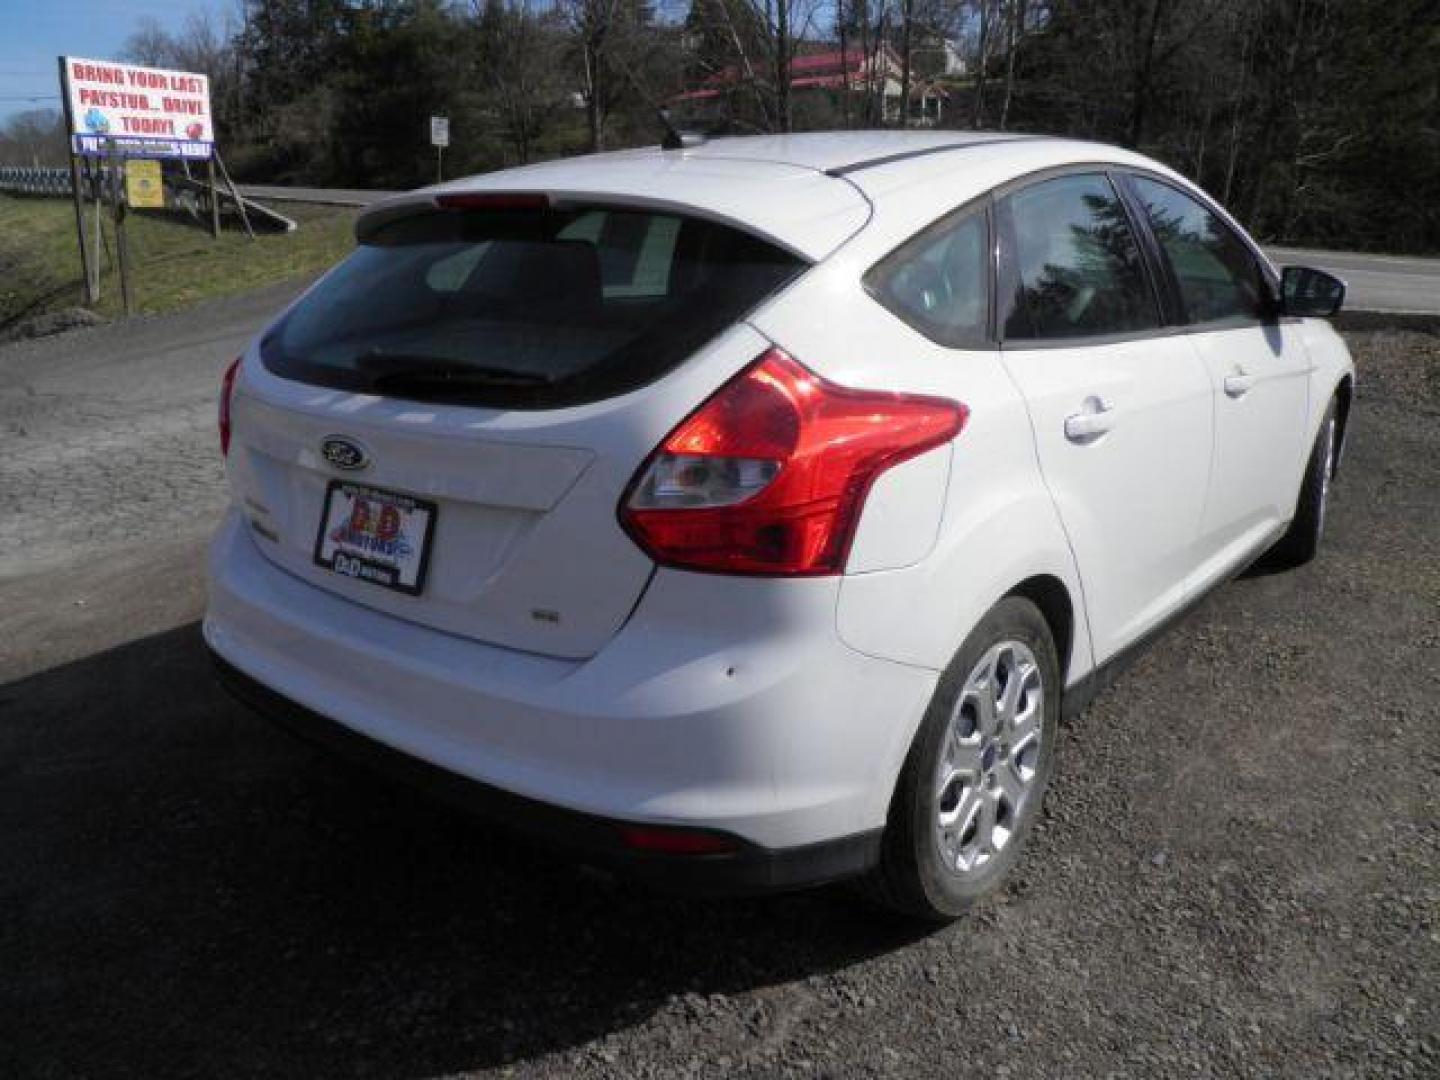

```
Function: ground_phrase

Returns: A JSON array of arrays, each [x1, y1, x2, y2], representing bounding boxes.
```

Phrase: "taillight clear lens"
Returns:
[[620, 348, 966, 576], [219, 356, 240, 457]]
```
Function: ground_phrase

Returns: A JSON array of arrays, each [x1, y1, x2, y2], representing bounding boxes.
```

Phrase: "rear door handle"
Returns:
[[1064, 397, 1115, 442], [1224, 371, 1257, 397]]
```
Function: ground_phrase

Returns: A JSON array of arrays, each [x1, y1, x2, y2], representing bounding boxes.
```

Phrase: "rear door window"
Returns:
[[261, 205, 804, 409], [999, 173, 1160, 341]]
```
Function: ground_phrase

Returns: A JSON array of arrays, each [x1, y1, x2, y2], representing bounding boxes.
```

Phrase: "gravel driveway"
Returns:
[[1, 299, 1436, 1079]]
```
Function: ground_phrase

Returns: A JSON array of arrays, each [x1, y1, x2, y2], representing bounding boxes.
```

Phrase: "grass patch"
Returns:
[[0, 194, 356, 329]]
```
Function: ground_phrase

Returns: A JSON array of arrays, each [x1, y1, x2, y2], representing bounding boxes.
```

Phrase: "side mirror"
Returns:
[[1281, 265, 1346, 318]]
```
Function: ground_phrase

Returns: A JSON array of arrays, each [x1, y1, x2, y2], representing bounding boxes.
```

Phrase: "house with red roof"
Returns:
[[673, 43, 951, 127]]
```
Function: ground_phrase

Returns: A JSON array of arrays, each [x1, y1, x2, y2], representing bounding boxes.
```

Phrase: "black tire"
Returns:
[[1268, 399, 1338, 568], [861, 596, 1060, 921]]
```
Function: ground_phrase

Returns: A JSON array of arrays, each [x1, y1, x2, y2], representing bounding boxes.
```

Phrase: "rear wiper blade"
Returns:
[[371, 367, 553, 390], [356, 352, 553, 387]]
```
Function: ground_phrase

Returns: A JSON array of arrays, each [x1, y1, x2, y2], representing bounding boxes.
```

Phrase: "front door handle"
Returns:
[[1064, 396, 1115, 442], [1224, 370, 1257, 397]]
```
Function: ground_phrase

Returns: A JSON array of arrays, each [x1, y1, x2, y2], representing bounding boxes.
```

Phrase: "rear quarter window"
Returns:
[[261, 205, 805, 409], [865, 204, 991, 348]]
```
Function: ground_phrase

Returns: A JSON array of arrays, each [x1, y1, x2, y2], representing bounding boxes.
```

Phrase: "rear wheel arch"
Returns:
[[1008, 574, 1074, 685]]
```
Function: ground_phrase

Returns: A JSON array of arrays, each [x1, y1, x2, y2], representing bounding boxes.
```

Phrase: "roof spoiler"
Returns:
[[353, 188, 819, 262], [355, 191, 554, 242]]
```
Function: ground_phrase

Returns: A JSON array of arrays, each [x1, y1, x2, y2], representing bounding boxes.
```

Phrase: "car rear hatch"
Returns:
[[224, 175, 865, 659]]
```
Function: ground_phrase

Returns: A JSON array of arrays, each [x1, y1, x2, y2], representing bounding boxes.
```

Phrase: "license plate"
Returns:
[[313, 480, 438, 596]]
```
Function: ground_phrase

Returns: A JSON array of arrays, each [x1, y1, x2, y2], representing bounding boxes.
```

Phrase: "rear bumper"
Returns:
[[204, 510, 936, 885], [211, 648, 881, 894]]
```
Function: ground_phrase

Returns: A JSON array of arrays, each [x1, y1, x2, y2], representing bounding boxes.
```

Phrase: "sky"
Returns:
[[0, 0, 233, 124]]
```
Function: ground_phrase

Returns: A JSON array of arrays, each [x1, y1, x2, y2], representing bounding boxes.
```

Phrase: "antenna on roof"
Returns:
[[658, 108, 706, 151]]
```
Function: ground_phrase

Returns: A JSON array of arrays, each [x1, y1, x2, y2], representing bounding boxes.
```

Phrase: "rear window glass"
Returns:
[[260, 205, 805, 409]]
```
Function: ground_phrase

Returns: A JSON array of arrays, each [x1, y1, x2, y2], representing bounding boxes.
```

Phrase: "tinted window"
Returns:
[[1131, 176, 1266, 324], [1002, 173, 1159, 340], [868, 208, 989, 346], [261, 206, 804, 409]]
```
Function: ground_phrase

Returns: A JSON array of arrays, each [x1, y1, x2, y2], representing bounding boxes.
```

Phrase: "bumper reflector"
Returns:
[[617, 825, 740, 855]]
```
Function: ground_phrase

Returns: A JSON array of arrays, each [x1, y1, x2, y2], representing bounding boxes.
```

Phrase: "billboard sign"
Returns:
[[62, 56, 213, 160]]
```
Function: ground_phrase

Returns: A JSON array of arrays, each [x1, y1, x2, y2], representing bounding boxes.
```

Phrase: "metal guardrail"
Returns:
[[0, 165, 114, 198], [0, 163, 295, 232]]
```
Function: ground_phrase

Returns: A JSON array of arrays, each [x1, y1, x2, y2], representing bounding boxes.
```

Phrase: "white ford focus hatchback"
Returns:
[[207, 132, 1353, 919]]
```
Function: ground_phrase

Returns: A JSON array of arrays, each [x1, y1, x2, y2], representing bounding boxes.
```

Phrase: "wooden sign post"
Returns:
[[106, 139, 134, 316], [57, 56, 98, 305]]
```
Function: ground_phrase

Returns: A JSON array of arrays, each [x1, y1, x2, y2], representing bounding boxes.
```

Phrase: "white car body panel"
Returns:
[[844, 444, 953, 573], [997, 336, 1214, 664], [747, 256, 1095, 683], [1183, 322, 1311, 597], [206, 513, 937, 847], [1298, 318, 1356, 446], [205, 132, 1355, 871]]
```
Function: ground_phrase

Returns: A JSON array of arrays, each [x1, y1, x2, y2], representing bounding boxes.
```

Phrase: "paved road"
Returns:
[[239, 185, 1440, 315], [0, 278, 313, 678], [1, 286, 1436, 1078], [1268, 246, 1440, 314]]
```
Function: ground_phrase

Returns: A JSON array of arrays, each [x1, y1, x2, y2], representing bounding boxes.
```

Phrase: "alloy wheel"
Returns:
[[934, 640, 1044, 875]]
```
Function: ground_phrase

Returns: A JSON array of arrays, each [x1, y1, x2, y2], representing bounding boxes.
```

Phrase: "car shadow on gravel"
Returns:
[[1, 623, 932, 1078]]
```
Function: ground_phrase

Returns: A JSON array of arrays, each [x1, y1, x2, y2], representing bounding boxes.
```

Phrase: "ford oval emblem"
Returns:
[[320, 435, 370, 471]]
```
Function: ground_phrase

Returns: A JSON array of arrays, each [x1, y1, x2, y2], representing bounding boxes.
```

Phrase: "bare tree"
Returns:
[[998, 0, 1025, 130], [970, 0, 994, 127], [565, 0, 641, 152], [712, 0, 829, 131], [0, 110, 67, 168], [838, 0, 890, 127], [122, 11, 233, 82], [471, 0, 571, 164], [898, 0, 915, 126]]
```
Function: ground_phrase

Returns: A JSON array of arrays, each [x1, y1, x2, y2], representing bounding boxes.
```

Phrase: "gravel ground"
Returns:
[[1, 306, 1436, 1079]]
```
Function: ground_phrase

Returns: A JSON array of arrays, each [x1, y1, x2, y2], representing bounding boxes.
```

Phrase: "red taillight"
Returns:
[[620, 348, 967, 576], [219, 356, 240, 457], [617, 825, 740, 855], [434, 192, 550, 211]]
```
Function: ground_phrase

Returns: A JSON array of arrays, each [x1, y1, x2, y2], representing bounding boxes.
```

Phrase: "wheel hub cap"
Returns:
[[934, 640, 1044, 875]]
